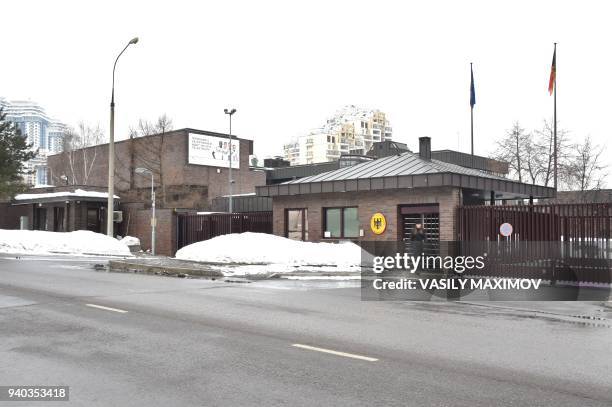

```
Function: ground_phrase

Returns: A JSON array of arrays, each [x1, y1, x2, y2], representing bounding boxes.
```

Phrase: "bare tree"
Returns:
[[563, 136, 607, 192], [492, 122, 530, 183], [522, 133, 542, 184], [53, 122, 106, 185], [115, 114, 173, 205], [532, 119, 571, 187]]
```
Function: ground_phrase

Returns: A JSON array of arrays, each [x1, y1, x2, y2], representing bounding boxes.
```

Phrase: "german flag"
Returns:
[[548, 47, 556, 95]]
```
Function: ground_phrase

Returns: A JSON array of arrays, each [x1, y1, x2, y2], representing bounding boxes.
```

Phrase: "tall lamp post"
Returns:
[[107, 36, 139, 237], [135, 167, 156, 256], [223, 108, 237, 231]]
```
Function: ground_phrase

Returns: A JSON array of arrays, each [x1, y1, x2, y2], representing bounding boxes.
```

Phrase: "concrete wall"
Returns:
[[272, 187, 462, 241]]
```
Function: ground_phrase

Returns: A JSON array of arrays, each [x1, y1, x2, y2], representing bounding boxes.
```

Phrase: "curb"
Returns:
[[108, 260, 224, 278]]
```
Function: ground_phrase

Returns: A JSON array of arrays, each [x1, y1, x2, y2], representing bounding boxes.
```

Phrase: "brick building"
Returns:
[[0, 186, 118, 234], [256, 137, 555, 243], [47, 128, 265, 209], [42, 128, 266, 255]]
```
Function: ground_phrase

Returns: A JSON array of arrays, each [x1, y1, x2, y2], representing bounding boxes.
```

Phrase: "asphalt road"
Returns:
[[1, 255, 611, 406]]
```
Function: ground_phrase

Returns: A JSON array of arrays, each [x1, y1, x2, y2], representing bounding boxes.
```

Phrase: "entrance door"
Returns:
[[400, 205, 440, 241], [285, 208, 308, 241], [400, 204, 440, 256], [53, 207, 65, 232], [86, 208, 101, 232], [34, 207, 47, 231]]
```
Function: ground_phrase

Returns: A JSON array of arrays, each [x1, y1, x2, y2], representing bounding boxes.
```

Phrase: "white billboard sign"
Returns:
[[188, 133, 239, 169]]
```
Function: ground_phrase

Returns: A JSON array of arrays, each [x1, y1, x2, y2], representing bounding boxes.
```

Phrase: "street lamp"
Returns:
[[107, 36, 139, 237], [135, 167, 156, 256], [223, 108, 237, 231]]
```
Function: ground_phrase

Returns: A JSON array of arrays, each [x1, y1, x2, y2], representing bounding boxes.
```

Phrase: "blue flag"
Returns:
[[470, 64, 476, 108]]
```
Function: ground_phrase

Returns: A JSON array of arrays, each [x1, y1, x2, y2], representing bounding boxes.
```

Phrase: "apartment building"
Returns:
[[283, 105, 392, 165], [0, 98, 66, 185]]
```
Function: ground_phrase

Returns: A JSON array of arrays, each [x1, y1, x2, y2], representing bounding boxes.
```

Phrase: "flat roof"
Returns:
[[12, 189, 119, 205]]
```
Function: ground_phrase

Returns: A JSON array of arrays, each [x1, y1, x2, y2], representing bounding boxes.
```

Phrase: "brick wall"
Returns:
[[272, 187, 462, 241], [47, 129, 266, 210], [120, 206, 176, 256], [0, 203, 33, 229]]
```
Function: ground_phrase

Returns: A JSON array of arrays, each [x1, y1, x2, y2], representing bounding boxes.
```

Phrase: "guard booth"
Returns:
[[5, 187, 119, 234]]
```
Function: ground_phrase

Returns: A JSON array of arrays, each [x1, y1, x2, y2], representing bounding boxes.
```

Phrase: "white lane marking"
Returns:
[[85, 304, 128, 313], [292, 344, 378, 362]]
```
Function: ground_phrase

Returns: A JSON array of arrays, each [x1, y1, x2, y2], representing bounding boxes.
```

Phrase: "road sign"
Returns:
[[499, 222, 513, 237]]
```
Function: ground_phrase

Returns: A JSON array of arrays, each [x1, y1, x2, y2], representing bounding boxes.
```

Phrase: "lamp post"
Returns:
[[107, 36, 139, 237], [223, 108, 236, 232], [136, 167, 156, 255]]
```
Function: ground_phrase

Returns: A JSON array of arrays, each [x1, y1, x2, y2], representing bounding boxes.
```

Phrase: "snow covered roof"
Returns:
[[221, 192, 256, 198], [13, 189, 119, 203]]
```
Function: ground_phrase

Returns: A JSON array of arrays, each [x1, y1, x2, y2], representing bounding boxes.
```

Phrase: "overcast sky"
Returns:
[[2, 0, 611, 172]]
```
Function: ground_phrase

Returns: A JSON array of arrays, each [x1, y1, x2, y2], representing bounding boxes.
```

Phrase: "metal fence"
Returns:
[[176, 212, 273, 251], [456, 203, 612, 284], [458, 203, 612, 242]]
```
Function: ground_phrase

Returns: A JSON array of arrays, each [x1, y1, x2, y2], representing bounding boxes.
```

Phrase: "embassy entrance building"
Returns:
[[255, 137, 555, 243]]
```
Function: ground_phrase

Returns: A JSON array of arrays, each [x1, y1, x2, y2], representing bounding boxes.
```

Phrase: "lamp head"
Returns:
[[224, 108, 237, 115], [129, 37, 139, 45], [135, 167, 150, 175]]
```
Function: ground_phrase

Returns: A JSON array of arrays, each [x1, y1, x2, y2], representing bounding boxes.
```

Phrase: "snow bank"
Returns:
[[175, 232, 361, 273], [0, 229, 132, 257], [119, 236, 141, 246]]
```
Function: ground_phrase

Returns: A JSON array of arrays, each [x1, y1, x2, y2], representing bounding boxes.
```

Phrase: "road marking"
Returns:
[[291, 344, 378, 362], [85, 304, 128, 313]]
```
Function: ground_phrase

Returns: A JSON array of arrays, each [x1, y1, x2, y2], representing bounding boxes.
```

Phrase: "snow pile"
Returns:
[[175, 232, 361, 274], [0, 229, 133, 257], [119, 236, 141, 246]]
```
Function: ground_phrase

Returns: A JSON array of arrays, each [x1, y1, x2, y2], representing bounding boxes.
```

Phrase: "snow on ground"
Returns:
[[0, 229, 133, 257], [119, 236, 141, 246], [175, 232, 362, 275]]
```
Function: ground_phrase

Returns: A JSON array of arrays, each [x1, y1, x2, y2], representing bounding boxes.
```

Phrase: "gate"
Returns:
[[177, 212, 273, 251], [458, 203, 612, 242], [457, 203, 612, 284]]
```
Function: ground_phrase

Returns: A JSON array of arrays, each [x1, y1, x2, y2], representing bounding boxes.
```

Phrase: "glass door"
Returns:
[[286, 209, 308, 241]]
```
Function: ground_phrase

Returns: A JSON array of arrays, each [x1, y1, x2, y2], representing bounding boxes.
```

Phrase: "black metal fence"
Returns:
[[458, 203, 612, 242], [456, 203, 612, 284], [176, 212, 273, 251]]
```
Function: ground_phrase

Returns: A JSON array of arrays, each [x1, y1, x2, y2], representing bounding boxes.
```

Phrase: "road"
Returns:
[[1, 255, 611, 406]]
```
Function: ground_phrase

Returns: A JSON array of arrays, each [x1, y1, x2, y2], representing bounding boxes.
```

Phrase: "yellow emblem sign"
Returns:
[[370, 212, 386, 235]]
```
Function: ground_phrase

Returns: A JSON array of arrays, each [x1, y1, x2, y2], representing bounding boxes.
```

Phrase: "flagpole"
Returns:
[[553, 43, 557, 191], [470, 62, 474, 167]]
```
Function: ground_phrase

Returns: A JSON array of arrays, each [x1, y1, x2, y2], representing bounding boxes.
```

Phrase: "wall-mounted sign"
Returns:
[[370, 212, 387, 235], [499, 222, 513, 237], [188, 133, 239, 169]]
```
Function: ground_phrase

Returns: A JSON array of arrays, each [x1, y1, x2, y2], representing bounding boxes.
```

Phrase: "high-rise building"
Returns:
[[0, 98, 66, 185], [283, 105, 392, 165]]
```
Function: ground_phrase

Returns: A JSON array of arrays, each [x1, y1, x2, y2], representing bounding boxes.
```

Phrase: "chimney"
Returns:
[[419, 137, 431, 160]]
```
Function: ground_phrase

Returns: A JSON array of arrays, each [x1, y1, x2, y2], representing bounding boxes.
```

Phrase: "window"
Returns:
[[286, 209, 308, 241], [324, 207, 359, 238]]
